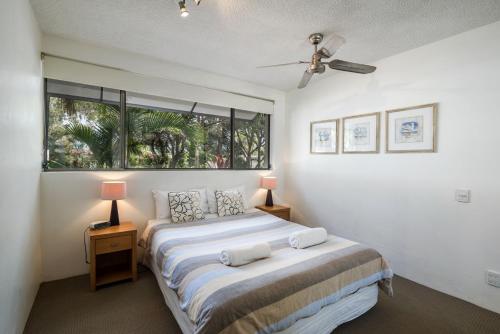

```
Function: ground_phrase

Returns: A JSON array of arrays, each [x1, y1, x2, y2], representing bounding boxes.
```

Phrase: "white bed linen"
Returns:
[[140, 214, 214, 245], [140, 209, 260, 247], [148, 256, 378, 334]]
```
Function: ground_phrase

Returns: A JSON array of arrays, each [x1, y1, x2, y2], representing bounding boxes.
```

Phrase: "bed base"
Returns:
[[147, 258, 378, 334]]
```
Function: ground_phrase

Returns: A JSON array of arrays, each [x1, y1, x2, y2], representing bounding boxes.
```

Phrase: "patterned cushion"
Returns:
[[215, 190, 245, 217], [168, 191, 205, 223]]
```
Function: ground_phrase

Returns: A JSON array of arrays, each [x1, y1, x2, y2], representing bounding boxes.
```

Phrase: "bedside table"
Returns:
[[89, 221, 137, 291], [255, 204, 291, 221]]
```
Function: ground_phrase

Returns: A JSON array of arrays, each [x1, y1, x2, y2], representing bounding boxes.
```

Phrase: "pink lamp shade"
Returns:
[[261, 176, 277, 190], [101, 181, 127, 200]]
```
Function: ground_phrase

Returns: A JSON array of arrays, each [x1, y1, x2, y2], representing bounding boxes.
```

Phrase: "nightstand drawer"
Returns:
[[95, 235, 132, 254]]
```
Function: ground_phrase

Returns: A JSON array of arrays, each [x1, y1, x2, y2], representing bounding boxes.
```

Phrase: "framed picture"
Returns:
[[342, 112, 380, 153], [385, 103, 438, 153], [310, 119, 339, 154]]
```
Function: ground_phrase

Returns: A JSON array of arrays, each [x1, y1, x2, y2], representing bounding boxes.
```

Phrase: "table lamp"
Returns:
[[261, 176, 277, 207], [101, 181, 127, 226]]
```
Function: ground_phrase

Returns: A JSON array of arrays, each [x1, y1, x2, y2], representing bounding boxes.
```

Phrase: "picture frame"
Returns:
[[310, 119, 339, 154], [385, 103, 438, 153], [342, 112, 380, 153]]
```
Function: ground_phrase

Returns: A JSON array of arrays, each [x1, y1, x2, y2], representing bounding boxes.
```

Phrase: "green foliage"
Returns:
[[234, 112, 268, 168], [47, 97, 120, 169], [127, 107, 203, 168], [65, 105, 120, 168], [47, 96, 267, 170]]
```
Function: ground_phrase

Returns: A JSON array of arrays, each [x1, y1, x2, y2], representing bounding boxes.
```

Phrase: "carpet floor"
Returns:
[[24, 268, 500, 334]]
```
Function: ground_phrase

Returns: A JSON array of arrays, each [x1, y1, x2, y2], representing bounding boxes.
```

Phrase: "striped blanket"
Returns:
[[143, 211, 393, 334]]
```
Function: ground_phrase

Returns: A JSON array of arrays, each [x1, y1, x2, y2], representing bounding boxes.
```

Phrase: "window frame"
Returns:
[[42, 79, 271, 171]]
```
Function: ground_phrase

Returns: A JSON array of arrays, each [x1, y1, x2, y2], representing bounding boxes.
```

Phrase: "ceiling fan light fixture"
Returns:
[[179, 1, 189, 17], [258, 32, 375, 89]]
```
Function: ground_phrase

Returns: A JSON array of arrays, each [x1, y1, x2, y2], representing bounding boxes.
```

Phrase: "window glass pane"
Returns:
[[233, 110, 269, 169], [127, 93, 231, 169], [46, 80, 121, 169]]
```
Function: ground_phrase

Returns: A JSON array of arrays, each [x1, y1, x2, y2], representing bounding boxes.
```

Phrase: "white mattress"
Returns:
[[148, 255, 378, 334]]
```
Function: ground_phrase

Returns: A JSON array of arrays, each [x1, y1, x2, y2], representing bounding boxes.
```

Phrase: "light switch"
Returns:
[[455, 189, 471, 203], [486, 270, 500, 288]]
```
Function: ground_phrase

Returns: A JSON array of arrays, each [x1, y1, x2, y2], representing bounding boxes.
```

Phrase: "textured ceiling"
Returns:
[[30, 0, 500, 91]]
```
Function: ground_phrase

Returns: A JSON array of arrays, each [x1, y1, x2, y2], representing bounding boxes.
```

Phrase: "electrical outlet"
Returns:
[[486, 270, 500, 288], [455, 189, 471, 203]]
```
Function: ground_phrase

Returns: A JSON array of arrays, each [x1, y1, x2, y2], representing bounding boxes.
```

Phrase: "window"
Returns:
[[44, 79, 270, 170], [45, 80, 121, 169], [126, 93, 231, 169], [233, 110, 269, 169]]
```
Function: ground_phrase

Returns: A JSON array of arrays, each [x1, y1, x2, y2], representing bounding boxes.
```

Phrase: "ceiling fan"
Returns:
[[258, 33, 376, 89]]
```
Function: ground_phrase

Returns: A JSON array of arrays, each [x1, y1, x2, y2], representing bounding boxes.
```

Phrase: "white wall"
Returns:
[[40, 36, 287, 281], [0, 1, 43, 333], [285, 21, 500, 313]]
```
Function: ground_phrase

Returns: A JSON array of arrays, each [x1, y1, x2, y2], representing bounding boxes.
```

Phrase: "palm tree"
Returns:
[[65, 104, 120, 168], [127, 108, 203, 168], [63, 103, 232, 169]]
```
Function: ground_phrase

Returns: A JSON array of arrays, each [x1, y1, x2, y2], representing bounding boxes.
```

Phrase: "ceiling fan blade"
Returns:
[[257, 61, 309, 69], [328, 59, 376, 74], [319, 33, 346, 58], [298, 70, 313, 89]]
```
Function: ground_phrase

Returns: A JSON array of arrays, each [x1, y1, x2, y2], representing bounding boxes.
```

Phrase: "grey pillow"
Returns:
[[168, 191, 205, 223], [215, 190, 245, 217]]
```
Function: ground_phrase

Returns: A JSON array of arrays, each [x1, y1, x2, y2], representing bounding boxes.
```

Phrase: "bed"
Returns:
[[140, 209, 393, 334]]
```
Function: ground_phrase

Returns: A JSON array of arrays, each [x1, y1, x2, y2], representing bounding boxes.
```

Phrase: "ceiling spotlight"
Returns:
[[193, 0, 201, 5], [179, 1, 189, 17]]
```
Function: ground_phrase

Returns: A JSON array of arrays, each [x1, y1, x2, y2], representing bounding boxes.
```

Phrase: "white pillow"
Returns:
[[152, 190, 172, 219], [207, 185, 249, 213], [188, 187, 209, 213]]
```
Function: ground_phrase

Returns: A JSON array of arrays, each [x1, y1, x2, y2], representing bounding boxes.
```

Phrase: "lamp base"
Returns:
[[109, 200, 120, 226], [265, 189, 274, 207]]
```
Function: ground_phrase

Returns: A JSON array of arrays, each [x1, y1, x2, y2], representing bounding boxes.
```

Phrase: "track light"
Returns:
[[179, 1, 189, 17], [177, 0, 202, 17]]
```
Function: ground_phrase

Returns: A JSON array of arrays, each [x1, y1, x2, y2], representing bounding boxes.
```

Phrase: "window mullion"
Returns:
[[230, 108, 235, 169], [267, 113, 271, 169], [120, 90, 127, 169], [42, 79, 49, 171]]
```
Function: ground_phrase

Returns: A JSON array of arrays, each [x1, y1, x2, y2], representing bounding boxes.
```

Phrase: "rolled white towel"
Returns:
[[219, 243, 271, 266], [289, 228, 328, 249]]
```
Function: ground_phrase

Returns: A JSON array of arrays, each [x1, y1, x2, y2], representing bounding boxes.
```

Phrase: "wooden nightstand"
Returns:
[[89, 221, 137, 291], [255, 204, 291, 221]]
